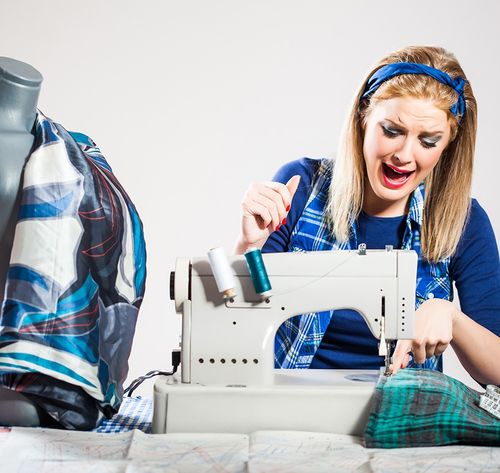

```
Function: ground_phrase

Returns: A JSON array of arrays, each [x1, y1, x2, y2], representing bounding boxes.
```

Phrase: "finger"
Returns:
[[286, 175, 301, 203], [250, 194, 281, 230], [425, 343, 437, 360], [258, 176, 300, 215], [402, 352, 411, 368], [390, 340, 411, 374], [434, 342, 449, 357], [411, 341, 426, 365], [256, 185, 289, 223], [242, 201, 274, 229], [263, 181, 293, 213]]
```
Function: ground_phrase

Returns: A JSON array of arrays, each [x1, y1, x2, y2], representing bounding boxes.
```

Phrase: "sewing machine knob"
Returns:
[[170, 271, 175, 300]]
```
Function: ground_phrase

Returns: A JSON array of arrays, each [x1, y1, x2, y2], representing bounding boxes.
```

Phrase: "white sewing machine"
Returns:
[[153, 247, 417, 434]]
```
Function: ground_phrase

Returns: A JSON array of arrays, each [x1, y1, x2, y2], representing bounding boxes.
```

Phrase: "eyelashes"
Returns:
[[381, 126, 400, 138], [421, 140, 438, 149], [381, 125, 438, 149]]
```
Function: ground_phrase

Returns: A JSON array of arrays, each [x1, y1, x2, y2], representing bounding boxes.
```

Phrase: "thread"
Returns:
[[207, 247, 237, 299], [244, 247, 272, 299]]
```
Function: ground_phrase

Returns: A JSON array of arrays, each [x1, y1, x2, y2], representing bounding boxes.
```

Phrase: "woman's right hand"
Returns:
[[235, 175, 301, 254]]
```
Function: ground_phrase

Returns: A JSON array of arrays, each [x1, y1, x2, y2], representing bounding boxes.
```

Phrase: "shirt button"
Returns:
[[428, 293, 434, 299]]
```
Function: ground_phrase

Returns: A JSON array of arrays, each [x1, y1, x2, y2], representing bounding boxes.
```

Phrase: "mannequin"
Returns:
[[0, 57, 147, 430], [0, 57, 42, 426]]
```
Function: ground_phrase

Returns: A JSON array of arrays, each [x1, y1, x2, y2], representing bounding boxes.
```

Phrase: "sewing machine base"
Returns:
[[152, 369, 378, 435]]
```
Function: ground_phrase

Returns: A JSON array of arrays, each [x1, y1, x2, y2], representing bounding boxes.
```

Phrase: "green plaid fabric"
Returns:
[[364, 369, 500, 448]]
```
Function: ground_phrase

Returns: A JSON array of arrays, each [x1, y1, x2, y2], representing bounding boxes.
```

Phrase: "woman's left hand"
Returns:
[[390, 298, 458, 375]]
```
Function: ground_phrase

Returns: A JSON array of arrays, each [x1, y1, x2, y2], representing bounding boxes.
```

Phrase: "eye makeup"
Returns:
[[419, 136, 441, 149], [381, 124, 401, 138], [380, 122, 443, 149]]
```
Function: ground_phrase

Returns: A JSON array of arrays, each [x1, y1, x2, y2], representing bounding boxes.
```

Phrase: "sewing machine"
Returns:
[[153, 247, 417, 434]]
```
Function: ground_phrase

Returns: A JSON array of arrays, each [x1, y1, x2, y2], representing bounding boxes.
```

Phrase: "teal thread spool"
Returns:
[[244, 247, 272, 299]]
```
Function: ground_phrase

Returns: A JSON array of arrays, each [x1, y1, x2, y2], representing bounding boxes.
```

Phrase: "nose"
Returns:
[[393, 137, 415, 165]]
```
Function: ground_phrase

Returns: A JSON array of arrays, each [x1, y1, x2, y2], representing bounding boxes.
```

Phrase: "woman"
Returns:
[[235, 46, 500, 386]]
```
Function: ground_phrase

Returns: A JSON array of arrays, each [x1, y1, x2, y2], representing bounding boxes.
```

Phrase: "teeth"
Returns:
[[385, 164, 409, 175]]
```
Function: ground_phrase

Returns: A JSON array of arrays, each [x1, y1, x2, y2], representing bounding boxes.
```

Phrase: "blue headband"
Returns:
[[361, 62, 466, 120]]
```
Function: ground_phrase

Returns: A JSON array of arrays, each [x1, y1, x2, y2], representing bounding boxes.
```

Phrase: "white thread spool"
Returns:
[[207, 247, 237, 299]]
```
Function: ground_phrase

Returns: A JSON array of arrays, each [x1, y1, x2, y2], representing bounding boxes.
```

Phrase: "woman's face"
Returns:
[[362, 97, 452, 216]]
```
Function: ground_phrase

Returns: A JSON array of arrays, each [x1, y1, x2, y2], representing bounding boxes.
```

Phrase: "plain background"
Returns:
[[1, 0, 499, 393]]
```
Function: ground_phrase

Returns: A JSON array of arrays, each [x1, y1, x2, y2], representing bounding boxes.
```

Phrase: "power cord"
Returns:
[[124, 348, 181, 397]]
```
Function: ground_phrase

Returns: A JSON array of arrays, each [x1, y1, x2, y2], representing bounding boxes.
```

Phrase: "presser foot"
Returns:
[[383, 341, 393, 376]]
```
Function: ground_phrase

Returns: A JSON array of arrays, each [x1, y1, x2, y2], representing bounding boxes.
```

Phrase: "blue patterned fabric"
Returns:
[[275, 159, 449, 370], [362, 63, 466, 119], [96, 397, 152, 433], [0, 112, 146, 426]]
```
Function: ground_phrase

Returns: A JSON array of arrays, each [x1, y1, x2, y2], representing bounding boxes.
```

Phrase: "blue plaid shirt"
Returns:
[[270, 159, 450, 371]]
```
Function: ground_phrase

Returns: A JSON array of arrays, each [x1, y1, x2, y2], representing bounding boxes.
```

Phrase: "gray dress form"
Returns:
[[0, 57, 43, 426]]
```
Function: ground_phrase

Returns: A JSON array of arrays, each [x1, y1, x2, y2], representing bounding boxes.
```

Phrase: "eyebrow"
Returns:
[[384, 118, 445, 137]]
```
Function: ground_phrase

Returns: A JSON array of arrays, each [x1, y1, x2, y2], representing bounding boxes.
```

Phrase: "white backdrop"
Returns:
[[1, 0, 499, 393]]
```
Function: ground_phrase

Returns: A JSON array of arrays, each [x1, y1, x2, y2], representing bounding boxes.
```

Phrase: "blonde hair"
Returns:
[[328, 46, 477, 262]]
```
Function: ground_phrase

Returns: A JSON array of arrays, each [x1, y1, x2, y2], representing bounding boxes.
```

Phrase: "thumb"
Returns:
[[390, 339, 412, 375], [286, 175, 301, 199]]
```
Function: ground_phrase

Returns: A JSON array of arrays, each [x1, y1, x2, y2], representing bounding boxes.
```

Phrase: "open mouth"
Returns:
[[382, 163, 414, 188]]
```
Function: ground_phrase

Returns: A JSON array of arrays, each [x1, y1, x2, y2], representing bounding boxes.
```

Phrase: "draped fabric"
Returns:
[[0, 112, 146, 428], [364, 369, 500, 448]]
